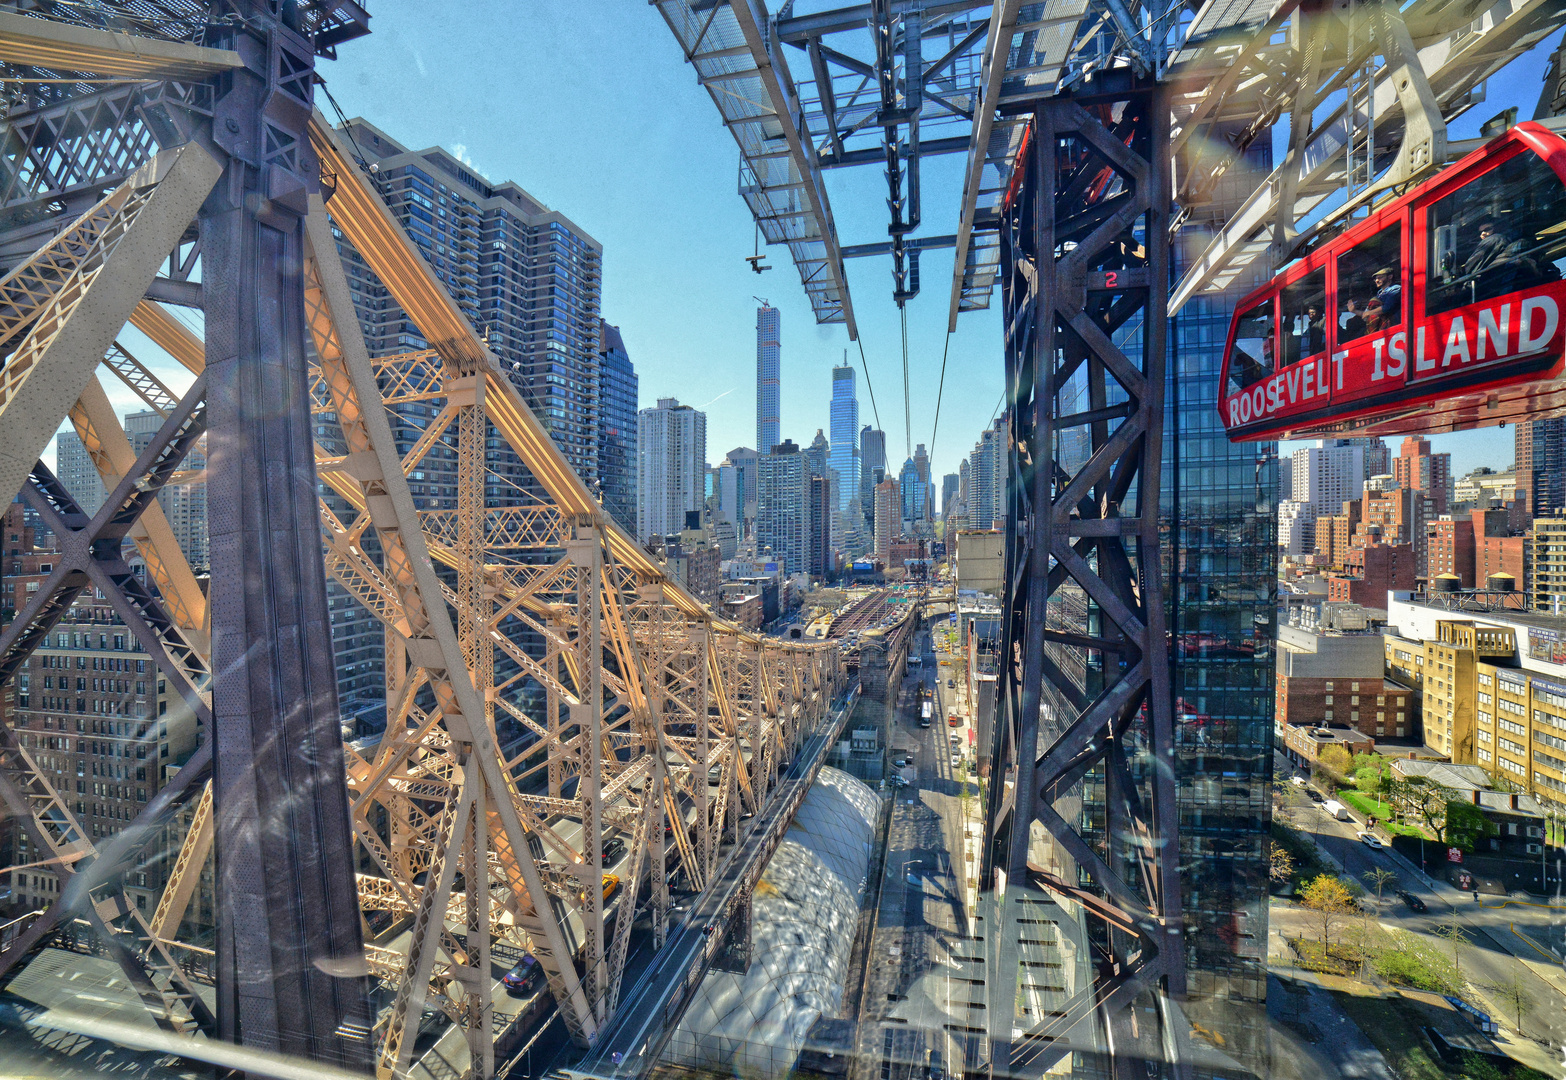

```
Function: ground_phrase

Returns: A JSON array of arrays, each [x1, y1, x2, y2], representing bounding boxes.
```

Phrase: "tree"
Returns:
[[1405, 777, 1461, 838], [1354, 767, 1383, 795], [1432, 920, 1469, 982], [1318, 744, 1353, 776], [1488, 972, 1535, 1033], [1362, 867, 1398, 910], [1299, 873, 1357, 948], [1444, 799, 1492, 849], [1270, 842, 1295, 885]]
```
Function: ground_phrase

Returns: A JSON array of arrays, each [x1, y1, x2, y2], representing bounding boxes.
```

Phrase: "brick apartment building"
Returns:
[[1428, 508, 1527, 590], [1327, 540, 1416, 607], [1315, 499, 1362, 571]]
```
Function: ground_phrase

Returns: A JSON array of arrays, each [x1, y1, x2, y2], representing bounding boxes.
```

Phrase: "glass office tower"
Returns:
[[1163, 138, 1278, 1078]]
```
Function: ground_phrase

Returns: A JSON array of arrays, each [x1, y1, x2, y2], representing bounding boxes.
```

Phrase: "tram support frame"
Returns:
[[982, 74, 1190, 1080]]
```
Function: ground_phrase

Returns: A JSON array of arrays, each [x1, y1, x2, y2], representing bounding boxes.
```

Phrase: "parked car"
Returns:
[[949, 734, 962, 748], [950, 754, 963, 769], [1304, 787, 1325, 803], [947, 679, 955, 688], [1396, 890, 1427, 912], [948, 715, 960, 727], [890, 775, 909, 788], [1289, 776, 1306, 787], [1356, 832, 1384, 849]]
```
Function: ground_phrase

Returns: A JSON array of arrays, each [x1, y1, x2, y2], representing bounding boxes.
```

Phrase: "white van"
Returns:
[[1321, 799, 1352, 822]]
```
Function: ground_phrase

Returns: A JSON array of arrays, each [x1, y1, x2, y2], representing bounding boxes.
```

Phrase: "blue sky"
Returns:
[[314, 2, 1001, 484], [301, 5, 1562, 484]]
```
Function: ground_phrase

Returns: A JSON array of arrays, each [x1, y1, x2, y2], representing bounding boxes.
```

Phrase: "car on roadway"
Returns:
[[602, 836, 626, 863], [1356, 832, 1384, 849], [1304, 787, 1325, 803], [501, 954, 544, 995], [920, 717, 932, 728], [947, 679, 955, 688], [1396, 890, 1427, 912]]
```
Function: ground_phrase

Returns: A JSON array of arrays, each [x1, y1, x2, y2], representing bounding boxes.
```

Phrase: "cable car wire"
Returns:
[[929, 330, 953, 462], [900, 306, 912, 460], [855, 337, 883, 434]]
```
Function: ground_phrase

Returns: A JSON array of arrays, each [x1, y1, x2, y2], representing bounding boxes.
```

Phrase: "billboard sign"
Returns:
[[1528, 626, 1566, 666]]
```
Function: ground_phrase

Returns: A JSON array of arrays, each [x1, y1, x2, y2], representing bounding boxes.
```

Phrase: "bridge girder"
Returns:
[[0, 8, 844, 1079]]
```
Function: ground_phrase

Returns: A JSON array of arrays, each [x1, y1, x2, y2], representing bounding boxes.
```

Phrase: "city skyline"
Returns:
[[35, 4, 1555, 493]]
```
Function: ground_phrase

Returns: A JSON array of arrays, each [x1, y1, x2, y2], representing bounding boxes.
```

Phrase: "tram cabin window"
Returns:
[[1228, 296, 1275, 393], [1280, 267, 1327, 367], [1336, 224, 1403, 343], [1426, 151, 1566, 316]]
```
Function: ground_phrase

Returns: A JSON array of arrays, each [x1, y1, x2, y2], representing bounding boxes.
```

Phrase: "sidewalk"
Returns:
[[1282, 796, 1566, 1072]]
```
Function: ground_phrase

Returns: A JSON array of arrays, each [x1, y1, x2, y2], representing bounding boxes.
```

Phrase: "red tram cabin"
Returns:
[[1218, 122, 1566, 442]]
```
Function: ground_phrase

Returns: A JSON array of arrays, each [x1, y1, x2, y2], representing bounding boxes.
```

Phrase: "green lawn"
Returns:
[[1339, 790, 1393, 821]]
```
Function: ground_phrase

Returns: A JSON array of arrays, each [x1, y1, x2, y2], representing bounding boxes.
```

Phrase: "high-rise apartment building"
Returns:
[[5, 588, 201, 913], [756, 303, 780, 453], [808, 474, 832, 580], [55, 430, 106, 515], [805, 430, 832, 553], [1517, 418, 1566, 519], [967, 421, 1005, 530], [955, 459, 971, 527], [330, 117, 608, 714], [597, 320, 638, 531], [913, 444, 932, 523], [637, 398, 707, 542], [336, 118, 605, 489], [1291, 439, 1365, 513], [1361, 483, 1426, 575], [1530, 518, 1566, 613], [757, 440, 809, 575], [873, 477, 898, 562], [124, 411, 208, 571], [1394, 435, 1452, 516], [829, 364, 860, 537], [897, 458, 920, 527], [941, 473, 959, 521], [1354, 436, 1392, 481], [715, 446, 758, 539], [1278, 500, 1317, 556], [860, 426, 886, 525]]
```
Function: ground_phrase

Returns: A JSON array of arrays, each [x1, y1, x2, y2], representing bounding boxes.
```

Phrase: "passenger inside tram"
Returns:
[[1428, 150, 1566, 315], [1278, 266, 1324, 368], [1337, 224, 1403, 345]]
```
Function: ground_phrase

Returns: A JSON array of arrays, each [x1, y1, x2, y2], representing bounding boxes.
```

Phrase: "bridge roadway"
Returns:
[[562, 683, 864, 1079]]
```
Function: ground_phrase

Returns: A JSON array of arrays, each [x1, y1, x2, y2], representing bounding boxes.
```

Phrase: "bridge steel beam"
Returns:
[[0, 8, 845, 1077], [981, 76, 1189, 1080]]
